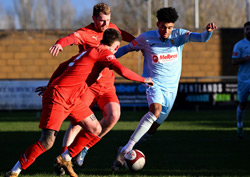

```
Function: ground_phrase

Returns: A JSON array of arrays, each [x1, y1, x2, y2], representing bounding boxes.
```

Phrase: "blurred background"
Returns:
[[0, 0, 249, 31]]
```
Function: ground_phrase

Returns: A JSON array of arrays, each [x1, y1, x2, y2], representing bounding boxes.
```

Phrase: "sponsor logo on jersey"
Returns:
[[92, 36, 97, 40], [132, 39, 138, 46], [152, 52, 178, 63], [106, 55, 116, 61]]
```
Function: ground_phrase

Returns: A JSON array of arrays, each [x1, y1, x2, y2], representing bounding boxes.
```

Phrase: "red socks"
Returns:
[[86, 136, 101, 148], [61, 146, 68, 153], [68, 130, 97, 157], [19, 141, 46, 170]]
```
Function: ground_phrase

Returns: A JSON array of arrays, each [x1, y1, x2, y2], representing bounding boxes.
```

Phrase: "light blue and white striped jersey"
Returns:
[[117, 29, 212, 92], [232, 38, 250, 83]]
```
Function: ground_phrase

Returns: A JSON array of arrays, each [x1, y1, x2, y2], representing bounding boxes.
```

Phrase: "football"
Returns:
[[124, 149, 146, 171]]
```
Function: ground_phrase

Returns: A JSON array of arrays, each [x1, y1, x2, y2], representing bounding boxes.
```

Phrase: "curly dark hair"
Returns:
[[101, 28, 122, 46], [244, 21, 250, 28], [157, 7, 179, 23]]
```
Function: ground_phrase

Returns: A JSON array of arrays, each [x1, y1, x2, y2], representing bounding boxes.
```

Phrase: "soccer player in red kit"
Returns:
[[5, 28, 153, 177], [48, 2, 135, 167]]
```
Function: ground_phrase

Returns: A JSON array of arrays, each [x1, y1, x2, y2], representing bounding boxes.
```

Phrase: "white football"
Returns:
[[124, 149, 146, 171]]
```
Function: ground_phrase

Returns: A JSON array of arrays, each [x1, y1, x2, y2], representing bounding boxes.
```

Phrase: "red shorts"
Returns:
[[84, 83, 119, 110], [39, 87, 93, 132]]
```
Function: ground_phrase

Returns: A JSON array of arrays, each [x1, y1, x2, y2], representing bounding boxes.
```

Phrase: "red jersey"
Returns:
[[55, 23, 135, 86], [49, 45, 145, 105]]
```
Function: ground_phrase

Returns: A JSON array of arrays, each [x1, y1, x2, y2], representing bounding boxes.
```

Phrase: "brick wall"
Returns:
[[0, 29, 243, 82]]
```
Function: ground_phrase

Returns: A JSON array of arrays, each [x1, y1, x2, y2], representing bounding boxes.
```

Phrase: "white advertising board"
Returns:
[[0, 80, 48, 110]]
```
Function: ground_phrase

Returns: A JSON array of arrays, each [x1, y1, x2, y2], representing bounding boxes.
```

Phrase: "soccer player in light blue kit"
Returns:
[[112, 7, 217, 171], [232, 21, 250, 139]]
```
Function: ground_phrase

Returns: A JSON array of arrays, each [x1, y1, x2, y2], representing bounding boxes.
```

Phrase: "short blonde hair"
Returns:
[[93, 3, 111, 17]]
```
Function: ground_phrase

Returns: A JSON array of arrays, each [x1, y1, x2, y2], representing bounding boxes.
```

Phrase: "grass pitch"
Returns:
[[1, 109, 250, 177]]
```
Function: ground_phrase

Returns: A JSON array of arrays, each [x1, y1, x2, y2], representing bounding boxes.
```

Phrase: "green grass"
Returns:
[[1, 109, 250, 177]]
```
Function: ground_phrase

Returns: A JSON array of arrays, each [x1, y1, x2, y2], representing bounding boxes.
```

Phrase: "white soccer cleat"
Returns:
[[74, 147, 88, 167]]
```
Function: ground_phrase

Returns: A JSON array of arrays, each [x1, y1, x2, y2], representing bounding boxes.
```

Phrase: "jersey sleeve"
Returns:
[[176, 29, 212, 46], [99, 50, 145, 83], [56, 28, 87, 47], [119, 29, 135, 42], [232, 42, 241, 58], [189, 30, 212, 42], [128, 34, 146, 51]]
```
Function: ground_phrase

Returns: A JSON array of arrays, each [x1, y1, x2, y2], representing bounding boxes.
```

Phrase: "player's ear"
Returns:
[[92, 16, 96, 22], [156, 22, 159, 28]]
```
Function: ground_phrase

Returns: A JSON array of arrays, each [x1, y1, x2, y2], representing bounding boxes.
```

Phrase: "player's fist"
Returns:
[[49, 44, 63, 56], [206, 23, 217, 32], [144, 77, 154, 86]]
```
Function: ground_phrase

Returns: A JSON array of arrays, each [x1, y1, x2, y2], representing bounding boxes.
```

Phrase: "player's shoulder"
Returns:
[[139, 30, 158, 40], [108, 22, 119, 29], [234, 38, 248, 48], [108, 23, 121, 33], [172, 28, 190, 36], [97, 45, 116, 60]]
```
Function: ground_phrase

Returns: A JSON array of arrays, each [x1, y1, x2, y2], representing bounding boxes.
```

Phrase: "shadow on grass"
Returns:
[[1, 129, 250, 176]]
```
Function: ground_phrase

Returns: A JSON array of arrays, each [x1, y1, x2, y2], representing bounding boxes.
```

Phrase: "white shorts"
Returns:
[[238, 81, 250, 102], [146, 85, 177, 124]]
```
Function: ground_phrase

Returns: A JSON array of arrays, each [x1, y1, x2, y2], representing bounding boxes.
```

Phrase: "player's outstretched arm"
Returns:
[[120, 29, 135, 42], [115, 45, 134, 58], [189, 22, 217, 42], [111, 61, 153, 85]]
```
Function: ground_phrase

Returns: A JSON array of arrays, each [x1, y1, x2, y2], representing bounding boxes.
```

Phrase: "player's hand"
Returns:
[[144, 77, 154, 86], [35, 86, 47, 97], [206, 23, 217, 32], [49, 44, 63, 56]]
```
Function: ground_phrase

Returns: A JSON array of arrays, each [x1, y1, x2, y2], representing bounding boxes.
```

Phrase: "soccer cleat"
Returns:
[[111, 146, 126, 171], [74, 147, 88, 167], [4, 171, 18, 177], [55, 155, 78, 177], [53, 162, 66, 176], [237, 127, 244, 139]]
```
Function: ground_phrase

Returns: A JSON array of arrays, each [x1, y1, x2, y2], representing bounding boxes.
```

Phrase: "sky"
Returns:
[[0, 0, 99, 17]]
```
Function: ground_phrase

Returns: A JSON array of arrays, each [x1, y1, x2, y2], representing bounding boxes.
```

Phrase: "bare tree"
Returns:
[[11, 0, 75, 29], [0, 0, 249, 30], [13, 0, 35, 29]]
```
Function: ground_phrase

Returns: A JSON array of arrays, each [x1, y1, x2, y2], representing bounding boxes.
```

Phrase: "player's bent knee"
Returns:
[[39, 129, 56, 150], [91, 123, 102, 136]]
